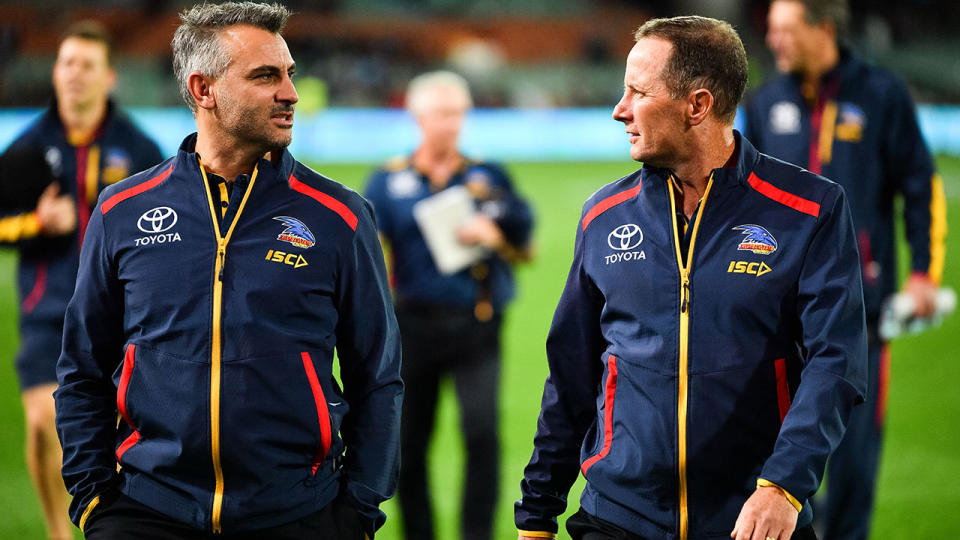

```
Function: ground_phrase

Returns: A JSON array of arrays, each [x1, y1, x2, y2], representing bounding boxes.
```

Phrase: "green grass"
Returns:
[[1, 157, 957, 539]]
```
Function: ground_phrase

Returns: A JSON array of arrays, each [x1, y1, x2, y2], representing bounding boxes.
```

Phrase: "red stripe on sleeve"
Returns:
[[289, 175, 358, 231], [581, 355, 618, 475], [774, 358, 791, 423], [747, 173, 820, 218], [101, 165, 173, 215], [581, 183, 642, 231]]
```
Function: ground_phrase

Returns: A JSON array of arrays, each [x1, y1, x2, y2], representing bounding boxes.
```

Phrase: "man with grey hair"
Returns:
[[743, 2, 946, 539], [365, 70, 533, 540], [516, 15, 866, 540], [54, 3, 402, 539]]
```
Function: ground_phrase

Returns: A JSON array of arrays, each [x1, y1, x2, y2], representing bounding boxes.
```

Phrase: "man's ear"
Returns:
[[187, 71, 216, 110], [687, 88, 715, 126]]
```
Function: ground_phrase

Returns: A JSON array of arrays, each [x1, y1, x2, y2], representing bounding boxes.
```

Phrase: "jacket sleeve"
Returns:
[[54, 200, 126, 526], [515, 216, 605, 534], [334, 199, 403, 536], [483, 164, 535, 249], [759, 185, 868, 506], [882, 79, 945, 281]]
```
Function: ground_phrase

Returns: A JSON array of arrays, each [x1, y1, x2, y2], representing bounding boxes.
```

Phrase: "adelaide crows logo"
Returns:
[[273, 216, 315, 248], [732, 224, 777, 255]]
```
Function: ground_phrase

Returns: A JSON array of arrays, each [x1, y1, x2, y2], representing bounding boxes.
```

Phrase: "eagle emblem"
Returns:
[[732, 224, 777, 255], [273, 216, 316, 248]]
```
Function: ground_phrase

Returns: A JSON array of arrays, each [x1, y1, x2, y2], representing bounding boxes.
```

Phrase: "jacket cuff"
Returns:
[[518, 530, 557, 539], [756, 478, 802, 512]]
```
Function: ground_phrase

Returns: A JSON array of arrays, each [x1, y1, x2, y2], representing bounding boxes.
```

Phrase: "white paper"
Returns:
[[413, 185, 489, 275]]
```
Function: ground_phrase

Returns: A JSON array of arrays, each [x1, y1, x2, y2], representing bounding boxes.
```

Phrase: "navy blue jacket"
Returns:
[[0, 100, 163, 329], [515, 134, 867, 539], [55, 135, 402, 535], [364, 156, 533, 313], [743, 51, 946, 320]]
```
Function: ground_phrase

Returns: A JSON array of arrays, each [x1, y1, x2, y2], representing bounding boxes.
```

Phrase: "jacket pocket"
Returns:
[[115, 344, 140, 461], [581, 354, 618, 476], [301, 351, 332, 474]]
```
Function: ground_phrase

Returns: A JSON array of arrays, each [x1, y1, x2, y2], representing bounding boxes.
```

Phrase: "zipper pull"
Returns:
[[218, 249, 225, 281], [681, 276, 690, 313]]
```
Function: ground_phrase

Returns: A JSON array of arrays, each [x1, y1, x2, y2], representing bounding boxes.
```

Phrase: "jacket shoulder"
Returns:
[[98, 157, 177, 215], [749, 153, 844, 219], [580, 169, 643, 230], [288, 162, 369, 232]]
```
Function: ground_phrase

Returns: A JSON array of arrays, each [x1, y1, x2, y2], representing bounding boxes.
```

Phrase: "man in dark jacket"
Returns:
[[516, 15, 867, 540], [54, 3, 401, 539], [0, 21, 162, 540], [742, 2, 946, 538]]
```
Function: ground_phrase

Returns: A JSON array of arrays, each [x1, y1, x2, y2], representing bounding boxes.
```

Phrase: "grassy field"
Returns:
[[0, 157, 957, 539]]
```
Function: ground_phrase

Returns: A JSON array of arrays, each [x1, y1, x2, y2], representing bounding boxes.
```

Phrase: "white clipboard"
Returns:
[[412, 185, 490, 275]]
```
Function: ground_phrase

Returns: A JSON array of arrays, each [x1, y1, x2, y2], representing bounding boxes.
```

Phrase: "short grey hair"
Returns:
[[172, 2, 291, 111], [406, 71, 473, 116]]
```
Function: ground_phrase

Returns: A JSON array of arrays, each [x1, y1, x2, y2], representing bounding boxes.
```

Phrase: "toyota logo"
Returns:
[[137, 206, 178, 234], [608, 223, 643, 250]]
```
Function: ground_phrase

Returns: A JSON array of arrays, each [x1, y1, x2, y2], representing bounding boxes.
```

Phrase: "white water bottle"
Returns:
[[878, 287, 957, 340]]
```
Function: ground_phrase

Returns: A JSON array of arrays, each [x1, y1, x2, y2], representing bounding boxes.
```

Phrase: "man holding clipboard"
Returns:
[[364, 71, 534, 540]]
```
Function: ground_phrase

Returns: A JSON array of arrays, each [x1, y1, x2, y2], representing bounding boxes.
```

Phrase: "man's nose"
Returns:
[[278, 75, 299, 104]]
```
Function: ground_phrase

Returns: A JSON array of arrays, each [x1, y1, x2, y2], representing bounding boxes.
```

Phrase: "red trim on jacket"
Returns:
[[101, 165, 173, 215], [21, 262, 47, 314], [582, 183, 642, 231], [116, 344, 140, 461], [774, 358, 792, 423], [581, 355, 618, 475], [876, 345, 890, 428], [76, 146, 92, 249], [289, 175, 358, 231], [301, 352, 332, 475], [747, 173, 821, 218]]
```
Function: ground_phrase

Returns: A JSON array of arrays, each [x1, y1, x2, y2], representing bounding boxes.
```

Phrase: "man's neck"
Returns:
[[670, 127, 736, 218], [194, 128, 268, 181], [801, 43, 840, 97], [412, 144, 462, 189], [58, 98, 108, 145]]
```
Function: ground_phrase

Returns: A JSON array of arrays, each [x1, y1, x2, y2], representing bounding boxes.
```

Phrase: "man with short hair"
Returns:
[[515, 16, 866, 540], [742, 2, 947, 538], [0, 20, 162, 540], [365, 71, 533, 540], [54, 3, 402, 539]]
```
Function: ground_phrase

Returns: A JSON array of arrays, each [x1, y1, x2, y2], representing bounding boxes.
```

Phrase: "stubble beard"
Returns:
[[217, 93, 293, 153]]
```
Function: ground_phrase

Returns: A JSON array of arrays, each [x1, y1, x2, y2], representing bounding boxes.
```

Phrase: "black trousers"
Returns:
[[83, 491, 365, 540], [566, 508, 819, 540], [395, 303, 502, 540]]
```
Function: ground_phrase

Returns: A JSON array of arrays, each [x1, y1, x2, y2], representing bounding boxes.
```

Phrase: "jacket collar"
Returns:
[[641, 129, 759, 189], [175, 132, 296, 185]]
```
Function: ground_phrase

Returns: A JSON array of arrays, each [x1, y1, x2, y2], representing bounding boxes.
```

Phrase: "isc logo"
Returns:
[[265, 249, 309, 268], [727, 260, 772, 277]]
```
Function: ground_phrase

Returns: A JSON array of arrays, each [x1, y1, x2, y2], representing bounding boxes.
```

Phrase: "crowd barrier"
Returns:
[[2, 106, 959, 162]]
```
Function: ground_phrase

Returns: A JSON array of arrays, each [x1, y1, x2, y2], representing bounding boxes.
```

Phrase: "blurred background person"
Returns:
[[0, 20, 163, 540], [741, 1, 948, 538], [364, 71, 534, 540]]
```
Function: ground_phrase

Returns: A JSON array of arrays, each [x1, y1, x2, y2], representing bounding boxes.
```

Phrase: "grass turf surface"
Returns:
[[0, 157, 957, 539]]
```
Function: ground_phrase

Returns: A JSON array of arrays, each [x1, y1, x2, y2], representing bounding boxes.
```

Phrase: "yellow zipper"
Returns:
[[667, 172, 714, 540], [198, 158, 259, 533]]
